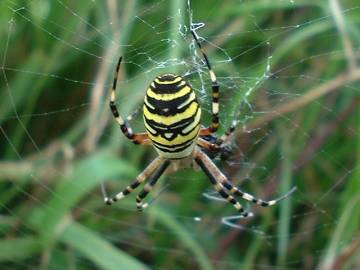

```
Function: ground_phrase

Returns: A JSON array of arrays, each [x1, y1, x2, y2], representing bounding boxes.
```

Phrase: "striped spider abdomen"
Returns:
[[143, 74, 201, 159]]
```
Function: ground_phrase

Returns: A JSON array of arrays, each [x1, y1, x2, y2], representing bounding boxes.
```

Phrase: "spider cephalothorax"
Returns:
[[104, 30, 295, 216]]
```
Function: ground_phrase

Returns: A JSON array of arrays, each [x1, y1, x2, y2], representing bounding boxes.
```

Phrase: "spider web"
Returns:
[[0, 0, 360, 269]]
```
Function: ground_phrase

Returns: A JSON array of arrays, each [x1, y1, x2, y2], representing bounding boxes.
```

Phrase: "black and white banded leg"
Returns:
[[103, 157, 164, 205], [191, 30, 220, 134], [219, 119, 238, 144], [224, 182, 297, 207], [136, 159, 171, 211], [195, 149, 296, 215], [109, 56, 151, 145], [195, 150, 251, 217]]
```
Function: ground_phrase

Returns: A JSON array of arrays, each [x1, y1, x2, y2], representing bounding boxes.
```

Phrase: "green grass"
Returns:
[[0, 0, 359, 269]]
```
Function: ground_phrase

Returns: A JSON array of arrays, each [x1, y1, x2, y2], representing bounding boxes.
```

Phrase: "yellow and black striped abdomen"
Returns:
[[143, 74, 201, 159]]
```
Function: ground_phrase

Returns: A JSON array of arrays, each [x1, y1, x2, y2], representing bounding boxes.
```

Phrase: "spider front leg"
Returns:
[[109, 56, 151, 145], [103, 156, 164, 205], [219, 119, 238, 143], [192, 29, 246, 141], [191, 30, 220, 135]]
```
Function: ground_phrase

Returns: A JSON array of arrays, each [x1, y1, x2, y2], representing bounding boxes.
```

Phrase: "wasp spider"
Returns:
[[104, 30, 296, 217]]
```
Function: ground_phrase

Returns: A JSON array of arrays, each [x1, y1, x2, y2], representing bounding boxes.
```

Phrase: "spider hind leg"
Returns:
[[102, 157, 165, 206]]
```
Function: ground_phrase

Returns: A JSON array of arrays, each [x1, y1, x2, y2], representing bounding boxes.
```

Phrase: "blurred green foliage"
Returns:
[[0, 0, 359, 269]]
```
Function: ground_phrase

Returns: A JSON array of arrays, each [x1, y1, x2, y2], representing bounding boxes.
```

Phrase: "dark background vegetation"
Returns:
[[0, 0, 359, 269]]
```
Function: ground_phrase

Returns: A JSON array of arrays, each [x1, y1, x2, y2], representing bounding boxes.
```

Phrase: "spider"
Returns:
[[104, 30, 296, 217]]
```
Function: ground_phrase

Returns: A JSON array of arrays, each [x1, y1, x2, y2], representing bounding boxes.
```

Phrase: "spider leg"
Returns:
[[136, 159, 171, 211], [227, 184, 297, 207], [196, 137, 221, 152], [191, 30, 220, 135], [195, 149, 251, 217], [195, 149, 296, 207], [196, 136, 233, 161], [219, 119, 238, 144], [199, 118, 238, 145], [218, 103, 244, 143], [109, 56, 151, 145], [103, 156, 164, 205]]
